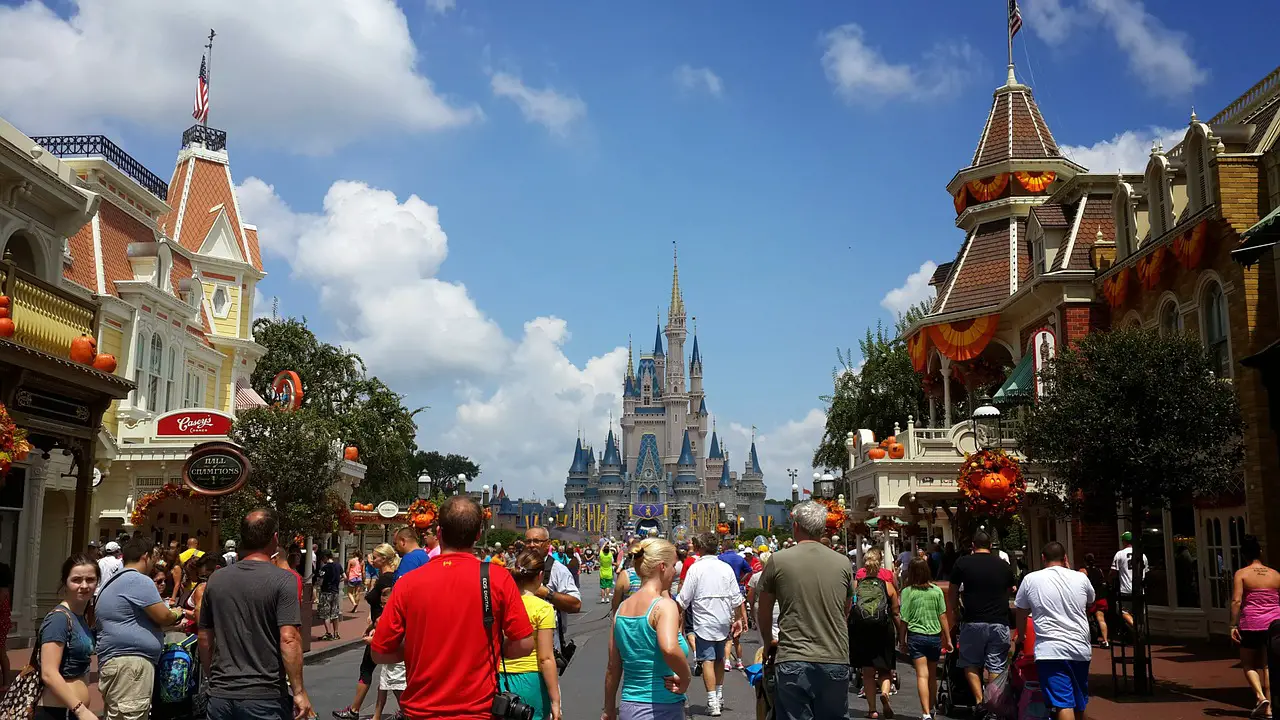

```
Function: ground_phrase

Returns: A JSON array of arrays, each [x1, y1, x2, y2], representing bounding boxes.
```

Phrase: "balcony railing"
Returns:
[[29, 134, 168, 200], [0, 261, 98, 360], [181, 125, 227, 152]]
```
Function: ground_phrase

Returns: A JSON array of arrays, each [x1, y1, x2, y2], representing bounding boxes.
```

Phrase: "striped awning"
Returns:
[[1233, 205, 1280, 266], [235, 383, 268, 410], [993, 351, 1035, 405]]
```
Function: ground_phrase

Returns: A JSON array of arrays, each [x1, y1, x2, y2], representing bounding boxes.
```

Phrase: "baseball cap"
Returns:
[[104, 541, 121, 553], [757, 545, 769, 553], [1121, 531, 1133, 543], [225, 540, 236, 549], [743, 547, 754, 555], [88, 540, 100, 548]]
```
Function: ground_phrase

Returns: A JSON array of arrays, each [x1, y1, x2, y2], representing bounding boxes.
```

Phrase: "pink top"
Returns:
[[427, 546, 441, 560], [855, 567, 896, 584], [1240, 586, 1280, 631]]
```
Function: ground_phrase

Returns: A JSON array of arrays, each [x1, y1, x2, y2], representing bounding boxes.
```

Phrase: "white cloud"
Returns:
[[0, 0, 479, 153], [426, 0, 454, 14], [1022, 0, 1205, 97], [674, 65, 724, 98], [821, 24, 974, 104], [490, 72, 586, 137], [723, 410, 827, 497], [880, 261, 937, 318], [1061, 126, 1184, 173]]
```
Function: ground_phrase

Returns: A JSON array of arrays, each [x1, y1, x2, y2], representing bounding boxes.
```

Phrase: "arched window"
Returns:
[[133, 332, 148, 408], [167, 347, 179, 411], [1202, 282, 1231, 377], [149, 334, 164, 412], [1185, 124, 1215, 213], [1146, 155, 1175, 239], [1113, 183, 1137, 258], [2, 232, 39, 274], [1159, 299, 1183, 336]]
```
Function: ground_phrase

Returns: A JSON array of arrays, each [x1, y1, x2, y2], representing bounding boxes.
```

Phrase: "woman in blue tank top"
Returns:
[[603, 538, 690, 720]]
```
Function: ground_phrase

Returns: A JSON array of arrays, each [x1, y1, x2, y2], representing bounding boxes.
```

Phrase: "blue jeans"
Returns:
[[207, 695, 292, 720], [774, 661, 850, 720]]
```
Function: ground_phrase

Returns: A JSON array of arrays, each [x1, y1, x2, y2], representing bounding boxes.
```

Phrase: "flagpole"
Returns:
[[204, 28, 216, 127]]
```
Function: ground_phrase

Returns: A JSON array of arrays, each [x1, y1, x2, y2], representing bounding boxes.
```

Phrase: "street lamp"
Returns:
[[791, 484, 800, 503], [812, 472, 821, 497], [972, 395, 1001, 451], [821, 473, 835, 499], [482, 484, 490, 506], [718, 502, 726, 531], [417, 473, 431, 499], [455, 473, 468, 496]]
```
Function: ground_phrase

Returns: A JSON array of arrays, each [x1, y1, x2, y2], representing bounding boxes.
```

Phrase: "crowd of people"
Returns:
[[6, 497, 1279, 720]]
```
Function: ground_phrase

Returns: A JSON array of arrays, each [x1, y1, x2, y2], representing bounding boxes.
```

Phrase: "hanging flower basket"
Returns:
[[131, 484, 204, 526], [957, 449, 1026, 518], [876, 515, 898, 534], [0, 401, 31, 480]]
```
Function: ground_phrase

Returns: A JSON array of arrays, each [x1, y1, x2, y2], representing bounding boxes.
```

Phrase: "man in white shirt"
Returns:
[[97, 541, 123, 595], [1111, 531, 1149, 630], [1015, 541, 1094, 720], [678, 533, 746, 717], [222, 540, 238, 566]]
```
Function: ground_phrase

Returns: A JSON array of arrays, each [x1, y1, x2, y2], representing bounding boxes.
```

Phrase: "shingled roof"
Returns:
[[970, 71, 1062, 168], [934, 218, 1028, 314]]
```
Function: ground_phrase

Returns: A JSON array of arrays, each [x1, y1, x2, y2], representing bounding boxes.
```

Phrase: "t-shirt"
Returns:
[[757, 541, 852, 665], [678, 556, 745, 642], [198, 560, 302, 699], [368, 572, 397, 624], [1015, 565, 1094, 661], [900, 585, 946, 635], [371, 552, 534, 720], [97, 555, 123, 593], [223, 551, 238, 566], [319, 561, 342, 594], [950, 552, 1016, 625], [41, 607, 95, 679], [505, 594, 556, 674], [718, 551, 751, 586], [747, 572, 780, 639], [395, 548, 429, 579], [855, 567, 896, 585], [1112, 547, 1149, 595], [680, 555, 697, 584], [95, 568, 165, 664], [599, 552, 614, 580]]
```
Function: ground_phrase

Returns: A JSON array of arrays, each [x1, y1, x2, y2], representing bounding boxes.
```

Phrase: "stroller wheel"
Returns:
[[938, 690, 953, 717]]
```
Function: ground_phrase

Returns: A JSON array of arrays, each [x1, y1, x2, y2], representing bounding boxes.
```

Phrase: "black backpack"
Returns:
[[853, 576, 891, 628]]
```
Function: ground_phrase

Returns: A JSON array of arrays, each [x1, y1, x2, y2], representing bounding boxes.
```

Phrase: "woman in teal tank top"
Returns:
[[603, 538, 690, 720]]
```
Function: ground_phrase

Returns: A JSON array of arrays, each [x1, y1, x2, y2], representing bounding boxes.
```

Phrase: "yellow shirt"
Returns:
[[179, 548, 204, 565], [504, 594, 555, 674]]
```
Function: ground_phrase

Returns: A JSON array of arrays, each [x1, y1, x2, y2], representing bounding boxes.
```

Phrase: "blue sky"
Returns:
[[0, 0, 1272, 501]]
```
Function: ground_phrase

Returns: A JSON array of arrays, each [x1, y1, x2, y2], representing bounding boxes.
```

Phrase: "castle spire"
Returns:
[[653, 323, 664, 356], [669, 242, 685, 319], [626, 335, 634, 377]]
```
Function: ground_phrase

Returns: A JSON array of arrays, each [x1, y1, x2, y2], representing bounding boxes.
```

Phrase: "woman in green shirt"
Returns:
[[897, 557, 953, 720], [599, 547, 615, 604]]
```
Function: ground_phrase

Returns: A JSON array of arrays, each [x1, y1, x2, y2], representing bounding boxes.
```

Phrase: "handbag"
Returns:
[[0, 607, 74, 719]]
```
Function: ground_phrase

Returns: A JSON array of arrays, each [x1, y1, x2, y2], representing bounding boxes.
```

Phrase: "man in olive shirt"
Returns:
[[757, 501, 854, 720]]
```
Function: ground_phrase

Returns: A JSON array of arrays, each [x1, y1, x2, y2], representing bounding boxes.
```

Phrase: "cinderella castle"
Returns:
[[564, 250, 766, 538]]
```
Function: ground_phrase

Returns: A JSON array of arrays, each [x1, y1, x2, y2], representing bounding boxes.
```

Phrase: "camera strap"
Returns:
[[480, 561, 509, 692]]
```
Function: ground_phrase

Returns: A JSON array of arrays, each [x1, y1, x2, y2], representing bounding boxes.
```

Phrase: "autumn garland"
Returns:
[[957, 449, 1026, 517], [0, 402, 31, 479], [407, 498, 438, 529], [817, 498, 847, 532], [130, 484, 203, 526]]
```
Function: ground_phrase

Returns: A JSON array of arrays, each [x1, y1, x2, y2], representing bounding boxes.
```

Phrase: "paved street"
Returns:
[[309, 570, 927, 720]]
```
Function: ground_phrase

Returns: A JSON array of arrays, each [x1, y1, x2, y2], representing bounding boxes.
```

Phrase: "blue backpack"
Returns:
[[157, 634, 199, 704]]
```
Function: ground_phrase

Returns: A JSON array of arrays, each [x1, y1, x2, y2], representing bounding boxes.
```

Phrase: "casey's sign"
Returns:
[[156, 410, 234, 437]]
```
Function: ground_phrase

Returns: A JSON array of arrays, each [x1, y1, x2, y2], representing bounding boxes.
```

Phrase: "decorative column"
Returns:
[[19, 462, 49, 640], [941, 357, 953, 428]]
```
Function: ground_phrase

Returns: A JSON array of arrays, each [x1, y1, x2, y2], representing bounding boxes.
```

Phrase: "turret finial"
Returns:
[[1190, 105, 1198, 123], [626, 335, 634, 377], [1006, 64, 1017, 87], [669, 242, 685, 319]]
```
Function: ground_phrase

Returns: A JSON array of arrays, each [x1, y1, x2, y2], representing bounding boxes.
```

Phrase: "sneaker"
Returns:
[[724, 659, 732, 671], [708, 699, 722, 717], [735, 660, 745, 670], [332, 707, 359, 720]]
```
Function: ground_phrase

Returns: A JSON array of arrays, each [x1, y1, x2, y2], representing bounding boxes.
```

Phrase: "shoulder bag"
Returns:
[[0, 606, 74, 718]]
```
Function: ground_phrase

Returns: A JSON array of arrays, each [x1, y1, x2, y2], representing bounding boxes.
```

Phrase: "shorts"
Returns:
[[1087, 598, 1109, 615], [499, 670, 550, 720], [600, 576, 614, 589], [694, 635, 727, 663], [318, 591, 341, 620], [906, 632, 942, 662], [1239, 629, 1269, 650], [958, 622, 1011, 674], [347, 577, 363, 587], [682, 608, 693, 635], [619, 700, 685, 720], [378, 661, 407, 691], [1036, 659, 1090, 712], [1117, 594, 1135, 616]]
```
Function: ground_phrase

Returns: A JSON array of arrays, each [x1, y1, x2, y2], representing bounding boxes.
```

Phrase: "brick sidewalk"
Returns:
[[1083, 639, 1256, 720]]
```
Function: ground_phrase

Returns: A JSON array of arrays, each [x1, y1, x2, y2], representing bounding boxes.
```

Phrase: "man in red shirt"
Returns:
[[372, 496, 534, 719]]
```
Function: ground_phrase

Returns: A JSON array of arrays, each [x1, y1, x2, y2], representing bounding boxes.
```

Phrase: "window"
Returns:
[[1146, 155, 1174, 239], [148, 335, 164, 412], [133, 332, 147, 408], [166, 347, 179, 412], [1158, 300, 1183, 336], [184, 370, 205, 408], [1113, 183, 1137, 258], [212, 286, 230, 318], [1030, 238, 1045, 277], [1202, 282, 1231, 378]]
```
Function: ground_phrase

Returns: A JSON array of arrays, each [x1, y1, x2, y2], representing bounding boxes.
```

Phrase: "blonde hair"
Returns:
[[862, 548, 883, 576], [372, 543, 399, 572], [628, 538, 676, 580]]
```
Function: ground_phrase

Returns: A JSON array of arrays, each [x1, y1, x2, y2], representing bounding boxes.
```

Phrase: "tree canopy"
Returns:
[[409, 451, 482, 490], [813, 301, 930, 470]]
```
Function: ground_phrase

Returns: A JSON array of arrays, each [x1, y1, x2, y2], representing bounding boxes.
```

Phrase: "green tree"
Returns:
[[409, 451, 482, 490], [813, 301, 931, 470], [1019, 327, 1244, 693]]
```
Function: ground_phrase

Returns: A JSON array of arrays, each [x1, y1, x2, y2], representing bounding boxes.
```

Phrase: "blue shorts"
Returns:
[[694, 635, 726, 663], [958, 622, 1011, 674], [906, 632, 942, 662], [1036, 660, 1090, 713]]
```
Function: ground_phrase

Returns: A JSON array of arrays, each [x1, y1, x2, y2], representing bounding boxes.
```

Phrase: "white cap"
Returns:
[[104, 541, 121, 553], [225, 540, 236, 549]]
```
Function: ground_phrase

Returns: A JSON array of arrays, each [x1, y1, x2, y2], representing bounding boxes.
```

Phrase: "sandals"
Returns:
[[879, 694, 894, 719], [1252, 699, 1271, 718]]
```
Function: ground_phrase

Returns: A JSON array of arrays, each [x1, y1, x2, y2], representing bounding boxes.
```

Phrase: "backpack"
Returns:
[[156, 634, 199, 704], [853, 576, 890, 628]]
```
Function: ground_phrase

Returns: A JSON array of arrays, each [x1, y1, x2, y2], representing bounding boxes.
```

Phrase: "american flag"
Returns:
[[1009, 0, 1023, 38], [192, 55, 210, 123]]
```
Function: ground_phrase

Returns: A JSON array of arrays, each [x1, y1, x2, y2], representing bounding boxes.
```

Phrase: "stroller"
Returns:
[[936, 646, 978, 717]]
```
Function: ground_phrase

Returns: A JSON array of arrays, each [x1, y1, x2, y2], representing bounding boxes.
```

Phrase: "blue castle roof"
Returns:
[[719, 456, 733, 488], [568, 438, 587, 474], [677, 429, 695, 467], [690, 334, 700, 365], [602, 429, 621, 467], [698, 397, 707, 416], [749, 441, 762, 475], [676, 430, 699, 484], [653, 325, 664, 356], [708, 431, 722, 459]]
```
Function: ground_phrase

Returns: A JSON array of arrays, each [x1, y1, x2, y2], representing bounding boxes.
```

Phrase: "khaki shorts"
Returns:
[[100, 655, 156, 720]]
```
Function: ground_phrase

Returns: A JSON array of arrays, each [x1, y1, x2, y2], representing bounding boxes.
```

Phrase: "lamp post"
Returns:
[[791, 483, 800, 503], [821, 473, 835, 499], [971, 395, 1001, 451], [837, 494, 847, 550], [455, 473, 468, 496], [482, 484, 490, 506], [812, 472, 821, 497], [786, 468, 799, 497], [718, 502, 726, 540], [485, 523, 495, 547], [417, 473, 431, 500]]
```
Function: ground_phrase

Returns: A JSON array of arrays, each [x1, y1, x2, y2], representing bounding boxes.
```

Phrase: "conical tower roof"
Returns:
[[602, 428, 622, 467], [653, 324, 664, 356], [718, 453, 732, 488], [969, 67, 1062, 168], [748, 439, 762, 475], [708, 430, 722, 459], [677, 429, 696, 467], [569, 438, 587, 474]]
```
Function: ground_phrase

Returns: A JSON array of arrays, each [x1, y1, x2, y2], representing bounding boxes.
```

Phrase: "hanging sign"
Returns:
[[376, 501, 400, 519], [183, 441, 251, 496], [271, 370, 304, 410], [156, 410, 234, 437]]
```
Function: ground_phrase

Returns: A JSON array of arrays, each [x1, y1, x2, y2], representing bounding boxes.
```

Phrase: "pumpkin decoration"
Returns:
[[868, 447, 887, 460], [407, 498, 437, 530], [978, 472, 1010, 499], [483, 507, 493, 522], [343, 446, 359, 462], [0, 296, 9, 308], [887, 442, 905, 460], [70, 334, 97, 364], [716, 522, 731, 535], [92, 353, 118, 373], [0, 318, 13, 338], [0, 307, 8, 319], [956, 449, 1026, 517]]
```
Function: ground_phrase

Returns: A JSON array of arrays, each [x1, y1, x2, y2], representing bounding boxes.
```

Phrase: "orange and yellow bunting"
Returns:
[[926, 314, 999, 362], [907, 330, 930, 372], [1101, 267, 1131, 308], [953, 187, 968, 215], [966, 174, 1010, 202], [1013, 170, 1056, 193], [1136, 246, 1167, 291], [1172, 220, 1208, 269]]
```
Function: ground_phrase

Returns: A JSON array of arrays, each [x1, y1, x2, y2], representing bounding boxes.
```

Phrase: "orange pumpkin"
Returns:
[[868, 447, 887, 460], [887, 442, 905, 459], [344, 446, 359, 462], [413, 515, 430, 529], [70, 334, 97, 364], [716, 523, 731, 535], [0, 307, 8, 319], [0, 295, 9, 308], [978, 472, 1011, 500], [92, 353, 118, 373], [0, 318, 13, 338]]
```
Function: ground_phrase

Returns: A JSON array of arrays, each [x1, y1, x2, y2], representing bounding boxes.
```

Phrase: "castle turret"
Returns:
[[600, 428, 623, 485], [740, 431, 767, 519], [565, 438, 588, 506]]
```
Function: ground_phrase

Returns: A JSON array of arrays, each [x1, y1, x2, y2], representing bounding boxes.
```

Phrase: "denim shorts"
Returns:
[[907, 632, 942, 662], [958, 622, 1011, 674], [694, 635, 726, 663]]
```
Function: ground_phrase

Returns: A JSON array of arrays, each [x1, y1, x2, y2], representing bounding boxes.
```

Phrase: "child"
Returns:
[[318, 550, 343, 641]]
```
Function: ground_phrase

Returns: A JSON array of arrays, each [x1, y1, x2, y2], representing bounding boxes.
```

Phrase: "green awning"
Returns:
[[863, 516, 910, 527], [993, 350, 1035, 405], [1233, 205, 1280, 266]]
